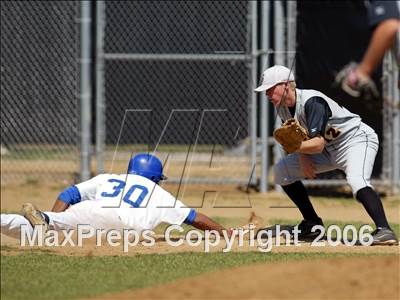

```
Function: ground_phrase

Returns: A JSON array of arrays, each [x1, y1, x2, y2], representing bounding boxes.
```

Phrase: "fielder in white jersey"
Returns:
[[1, 153, 232, 239], [255, 65, 398, 245]]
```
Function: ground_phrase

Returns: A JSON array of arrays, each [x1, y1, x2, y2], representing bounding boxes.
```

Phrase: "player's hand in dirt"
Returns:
[[299, 154, 316, 179], [229, 212, 264, 239]]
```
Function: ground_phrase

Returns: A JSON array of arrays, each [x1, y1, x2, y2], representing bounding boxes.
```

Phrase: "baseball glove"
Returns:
[[273, 118, 309, 153], [334, 62, 379, 100]]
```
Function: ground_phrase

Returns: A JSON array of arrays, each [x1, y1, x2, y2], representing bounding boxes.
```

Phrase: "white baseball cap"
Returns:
[[254, 65, 295, 92]]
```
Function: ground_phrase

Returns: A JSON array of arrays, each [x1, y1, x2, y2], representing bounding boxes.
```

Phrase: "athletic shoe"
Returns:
[[368, 227, 398, 246], [257, 224, 296, 238], [292, 218, 325, 241], [22, 202, 48, 232]]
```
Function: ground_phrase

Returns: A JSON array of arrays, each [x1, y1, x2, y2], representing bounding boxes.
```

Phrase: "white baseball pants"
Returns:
[[274, 123, 378, 195], [1, 201, 124, 238]]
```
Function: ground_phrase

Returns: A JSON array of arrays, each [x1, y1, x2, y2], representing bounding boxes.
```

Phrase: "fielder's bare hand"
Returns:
[[299, 154, 316, 179]]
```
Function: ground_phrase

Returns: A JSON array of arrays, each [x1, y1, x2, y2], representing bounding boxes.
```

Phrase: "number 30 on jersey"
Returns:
[[100, 179, 148, 208]]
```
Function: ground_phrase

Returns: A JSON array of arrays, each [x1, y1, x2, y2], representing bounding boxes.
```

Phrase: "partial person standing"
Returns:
[[255, 65, 398, 245], [336, 0, 400, 97]]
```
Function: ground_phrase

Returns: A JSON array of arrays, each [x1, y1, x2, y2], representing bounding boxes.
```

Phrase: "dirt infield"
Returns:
[[90, 255, 399, 300], [1, 182, 400, 300], [1, 182, 399, 256], [1, 232, 399, 257], [2, 183, 399, 222]]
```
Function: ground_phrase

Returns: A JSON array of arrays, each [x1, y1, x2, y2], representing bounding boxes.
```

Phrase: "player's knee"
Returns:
[[355, 186, 377, 202], [274, 160, 290, 186], [346, 176, 371, 197]]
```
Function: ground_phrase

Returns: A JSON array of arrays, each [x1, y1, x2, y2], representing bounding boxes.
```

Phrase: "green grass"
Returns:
[[0, 251, 381, 300], [104, 144, 225, 153], [1, 144, 224, 161], [1, 147, 78, 161]]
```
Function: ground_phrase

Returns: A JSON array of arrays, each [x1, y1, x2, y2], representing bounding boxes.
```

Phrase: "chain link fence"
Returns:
[[2, 1, 397, 194], [1, 1, 81, 184], [98, 1, 256, 185], [382, 50, 400, 193]]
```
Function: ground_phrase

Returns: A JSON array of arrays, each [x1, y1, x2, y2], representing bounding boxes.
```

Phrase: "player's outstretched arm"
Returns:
[[52, 184, 85, 212], [51, 199, 69, 212], [191, 212, 233, 237]]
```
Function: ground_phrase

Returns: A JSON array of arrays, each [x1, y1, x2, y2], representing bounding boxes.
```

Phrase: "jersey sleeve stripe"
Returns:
[[58, 186, 82, 205], [183, 209, 197, 225]]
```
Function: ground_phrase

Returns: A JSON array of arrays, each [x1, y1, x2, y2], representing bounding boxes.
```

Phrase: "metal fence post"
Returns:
[[96, 0, 105, 174], [393, 73, 400, 194], [273, 0, 285, 192], [389, 52, 400, 193], [260, 1, 271, 192], [287, 1, 296, 68], [382, 54, 390, 188], [99, 2, 258, 185], [80, 0, 92, 181], [250, 0, 258, 185], [382, 50, 400, 195]]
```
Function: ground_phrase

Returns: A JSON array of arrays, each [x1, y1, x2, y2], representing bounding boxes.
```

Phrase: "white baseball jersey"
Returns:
[[72, 173, 192, 230], [275, 88, 379, 194], [277, 88, 365, 149], [1, 174, 193, 238]]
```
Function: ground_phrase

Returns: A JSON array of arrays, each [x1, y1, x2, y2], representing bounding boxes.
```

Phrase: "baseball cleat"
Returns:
[[292, 218, 325, 241], [257, 224, 296, 238], [22, 202, 48, 232], [368, 227, 399, 246]]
